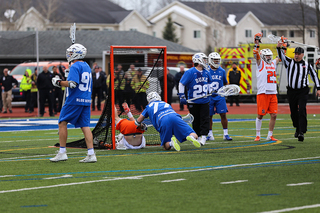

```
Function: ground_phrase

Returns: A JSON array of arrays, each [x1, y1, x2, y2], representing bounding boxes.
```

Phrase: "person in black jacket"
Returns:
[[227, 62, 243, 106], [159, 68, 175, 105], [37, 65, 54, 117], [52, 66, 63, 114], [0, 68, 18, 113], [92, 66, 105, 111], [174, 65, 186, 110]]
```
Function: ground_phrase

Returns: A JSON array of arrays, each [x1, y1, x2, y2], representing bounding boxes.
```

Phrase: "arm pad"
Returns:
[[68, 81, 77, 89], [134, 119, 141, 127]]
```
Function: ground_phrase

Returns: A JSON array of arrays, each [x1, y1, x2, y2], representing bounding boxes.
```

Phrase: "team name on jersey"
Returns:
[[195, 77, 208, 83], [211, 75, 222, 80], [76, 98, 91, 103]]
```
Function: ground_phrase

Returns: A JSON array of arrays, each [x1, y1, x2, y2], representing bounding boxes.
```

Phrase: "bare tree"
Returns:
[[315, 0, 320, 47], [155, 0, 175, 11], [1, 0, 32, 30]]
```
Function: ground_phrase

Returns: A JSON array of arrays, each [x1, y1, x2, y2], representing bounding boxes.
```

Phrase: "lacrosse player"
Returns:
[[135, 92, 200, 151], [253, 33, 280, 142], [178, 53, 213, 146], [114, 103, 146, 150], [50, 43, 97, 163], [207, 52, 232, 141]]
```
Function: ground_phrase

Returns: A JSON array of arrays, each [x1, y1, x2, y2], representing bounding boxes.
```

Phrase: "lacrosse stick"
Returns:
[[267, 34, 318, 49], [58, 23, 76, 135], [187, 84, 240, 103]]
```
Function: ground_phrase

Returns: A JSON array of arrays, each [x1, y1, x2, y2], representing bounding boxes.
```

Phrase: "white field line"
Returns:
[[1, 156, 320, 194], [286, 182, 313, 186], [258, 204, 320, 213], [43, 175, 73, 180], [161, 179, 186, 183], [220, 180, 248, 184]]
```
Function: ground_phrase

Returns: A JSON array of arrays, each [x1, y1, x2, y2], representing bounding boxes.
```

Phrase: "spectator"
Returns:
[[131, 68, 149, 112], [123, 64, 137, 107], [277, 43, 320, 141], [52, 66, 63, 114], [158, 68, 175, 105], [20, 69, 33, 113], [227, 62, 243, 106], [0, 68, 18, 113], [37, 65, 54, 117], [174, 65, 186, 110], [30, 67, 38, 113], [92, 65, 105, 111], [106, 65, 126, 111]]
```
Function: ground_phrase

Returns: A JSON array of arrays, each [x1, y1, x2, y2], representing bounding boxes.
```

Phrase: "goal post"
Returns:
[[109, 46, 167, 149]]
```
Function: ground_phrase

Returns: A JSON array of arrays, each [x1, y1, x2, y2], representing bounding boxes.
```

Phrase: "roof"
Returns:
[[0, 31, 196, 59], [0, 0, 131, 24], [182, 2, 317, 26]]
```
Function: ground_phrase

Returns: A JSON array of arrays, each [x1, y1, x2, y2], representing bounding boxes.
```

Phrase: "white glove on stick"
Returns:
[[52, 76, 62, 87]]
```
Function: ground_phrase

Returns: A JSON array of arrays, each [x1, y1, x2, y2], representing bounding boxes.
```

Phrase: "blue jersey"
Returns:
[[209, 67, 228, 98], [179, 67, 212, 104], [141, 101, 176, 132], [65, 61, 92, 106]]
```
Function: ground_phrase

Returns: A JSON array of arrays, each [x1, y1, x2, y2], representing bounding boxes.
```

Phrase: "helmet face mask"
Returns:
[[208, 52, 221, 69], [66, 43, 87, 63], [192, 53, 208, 68], [260, 49, 273, 64], [147, 92, 161, 103]]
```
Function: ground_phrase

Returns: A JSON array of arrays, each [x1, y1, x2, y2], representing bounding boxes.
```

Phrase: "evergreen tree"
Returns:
[[162, 16, 178, 43]]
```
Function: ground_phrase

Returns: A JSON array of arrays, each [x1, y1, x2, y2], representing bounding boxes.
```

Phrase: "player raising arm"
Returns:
[[135, 92, 201, 151], [253, 32, 280, 141]]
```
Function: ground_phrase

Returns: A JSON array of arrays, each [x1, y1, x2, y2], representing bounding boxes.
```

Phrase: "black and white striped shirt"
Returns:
[[277, 47, 320, 90]]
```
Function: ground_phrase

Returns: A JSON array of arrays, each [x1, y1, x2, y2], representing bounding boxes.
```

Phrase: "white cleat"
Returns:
[[50, 152, 68, 162], [79, 154, 97, 163], [199, 137, 206, 146], [206, 135, 215, 141]]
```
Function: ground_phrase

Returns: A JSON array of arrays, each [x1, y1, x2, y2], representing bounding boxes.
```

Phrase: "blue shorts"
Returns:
[[209, 96, 228, 116], [59, 105, 91, 128], [158, 113, 195, 146]]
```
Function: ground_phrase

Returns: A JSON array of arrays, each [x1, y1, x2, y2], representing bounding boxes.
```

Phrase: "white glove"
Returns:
[[65, 68, 69, 78], [52, 76, 61, 87]]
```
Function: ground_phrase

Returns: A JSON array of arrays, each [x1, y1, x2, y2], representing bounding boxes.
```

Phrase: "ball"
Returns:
[[313, 114, 316, 117]]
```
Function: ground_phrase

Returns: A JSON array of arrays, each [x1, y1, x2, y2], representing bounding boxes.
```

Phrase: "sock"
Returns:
[[88, 148, 94, 155], [223, 128, 228, 135], [208, 130, 213, 136], [169, 141, 173, 147], [127, 112, 133, 118], [59, 147, 66, 153], [256, 118, 262, 136], [268, 131, 273, 137]]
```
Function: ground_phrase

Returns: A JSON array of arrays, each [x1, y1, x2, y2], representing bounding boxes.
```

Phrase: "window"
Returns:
[[271, 30, 277, 36], [261, 30, 267, 37], [213, 29, 219, 39], [289, 30, 294, 38], [245, 30, 252, 38], [130, 28, 137, 31], [26, 27, 35, 31], [194, 30, 201, 38], [153, 31, 156, 37], [104, 28, 113, 31], [310, 30, 315, 38]]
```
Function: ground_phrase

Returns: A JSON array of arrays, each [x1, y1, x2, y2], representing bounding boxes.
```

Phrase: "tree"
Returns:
[[162, 16, 178, 43], [315, 0, 320, 47]]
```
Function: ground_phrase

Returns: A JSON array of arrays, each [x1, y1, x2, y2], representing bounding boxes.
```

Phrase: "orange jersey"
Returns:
[[257, 94, 278, 115], [116, 119, 145, 135]]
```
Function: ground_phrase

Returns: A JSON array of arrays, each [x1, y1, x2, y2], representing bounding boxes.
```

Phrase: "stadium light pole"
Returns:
[[35, 28, 40, 117]]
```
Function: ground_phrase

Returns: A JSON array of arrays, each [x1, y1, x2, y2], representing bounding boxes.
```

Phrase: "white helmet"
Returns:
[[192, 53, 208, 68], [208, 52, 221, 69], [66, 43, 87, 63], [147, 92, 161, 103], [260, 48, 273, 64]]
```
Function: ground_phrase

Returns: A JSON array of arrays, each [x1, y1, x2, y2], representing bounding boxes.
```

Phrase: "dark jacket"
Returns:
[[0, 75, 18, 91], [37, 71, 54, 90], [227, 68, 242, 85], [92, 72, 105, 88], [174, 71, 184, 90], [159, 73, 175, 91]]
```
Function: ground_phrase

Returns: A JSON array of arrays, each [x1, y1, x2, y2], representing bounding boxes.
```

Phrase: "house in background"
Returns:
[[148, 1, 319, 52]]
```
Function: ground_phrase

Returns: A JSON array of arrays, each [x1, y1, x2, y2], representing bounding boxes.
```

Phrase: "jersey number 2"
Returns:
[[267, 71, 276, 83]]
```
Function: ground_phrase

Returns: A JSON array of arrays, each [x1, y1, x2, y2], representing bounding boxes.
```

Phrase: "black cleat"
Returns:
[[294, 131, 299, 138], [298, 133, 304, 142]]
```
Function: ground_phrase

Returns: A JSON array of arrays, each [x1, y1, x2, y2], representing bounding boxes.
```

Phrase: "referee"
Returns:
[[277, 41, 320, 142]]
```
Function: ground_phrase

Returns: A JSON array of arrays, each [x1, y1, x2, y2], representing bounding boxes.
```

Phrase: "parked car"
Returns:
[[9, 61, 69, 101]]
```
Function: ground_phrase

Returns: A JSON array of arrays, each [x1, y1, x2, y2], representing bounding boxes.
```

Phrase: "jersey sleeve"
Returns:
[[179, 70, 191, 86], [141, 107, 149, 118], [67, 64, 80, 84]]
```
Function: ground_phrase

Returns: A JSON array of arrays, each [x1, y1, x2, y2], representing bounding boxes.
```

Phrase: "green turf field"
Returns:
[[1, 114, 320, 213]]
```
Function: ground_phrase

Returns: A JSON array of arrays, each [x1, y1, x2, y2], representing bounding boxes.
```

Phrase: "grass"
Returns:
[[0, 114, 320, 213]]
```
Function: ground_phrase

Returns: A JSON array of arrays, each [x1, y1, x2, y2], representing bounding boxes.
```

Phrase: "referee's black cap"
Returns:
[[293, 47, 304, 54]]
